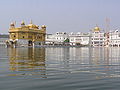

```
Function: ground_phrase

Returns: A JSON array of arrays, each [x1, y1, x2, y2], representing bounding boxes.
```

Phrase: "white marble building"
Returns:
[[45, 34, 55, 44], [91, 26, 105, 46], [69, 32, 90, 46], [45, 27, 120, 47], [45, 32, 69, 45], [46, 32, 90, 46], [109, 30, 120, 47]]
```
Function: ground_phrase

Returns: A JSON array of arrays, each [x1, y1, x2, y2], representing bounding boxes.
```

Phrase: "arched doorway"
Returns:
[[28, 40, 33, 46]]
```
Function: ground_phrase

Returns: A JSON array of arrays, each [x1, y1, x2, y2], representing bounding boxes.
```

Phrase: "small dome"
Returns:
[[94, 26, 100, 31], [10, 22, 15, 26], [41, 25, 46, 28], [27, 24, 39, 29], [21, 21, 25, 25]]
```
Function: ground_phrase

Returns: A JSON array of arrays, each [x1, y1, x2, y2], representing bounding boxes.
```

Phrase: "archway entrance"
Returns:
[[28, 40, 33, 46]]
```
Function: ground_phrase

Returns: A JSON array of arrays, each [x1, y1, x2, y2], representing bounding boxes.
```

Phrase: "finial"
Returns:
[[30, 20, 33, 24], [14, 21, 16, 25], [96, 24, 98, 27]]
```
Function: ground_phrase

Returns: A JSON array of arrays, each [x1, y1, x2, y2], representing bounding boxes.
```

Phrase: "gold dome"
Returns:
[[21, 21, 25, 25], [94, 26, 100, 31], [27, 20, 39, 29], [10, 22, 15, 26], [27, 24, 39, 29], [41, 25, 46, 28]]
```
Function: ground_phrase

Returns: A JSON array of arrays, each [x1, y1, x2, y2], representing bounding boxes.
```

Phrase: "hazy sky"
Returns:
[[0, 0, 120, 34]]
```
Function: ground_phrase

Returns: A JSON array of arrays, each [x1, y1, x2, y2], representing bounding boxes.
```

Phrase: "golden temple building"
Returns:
[[8, 21, 46, 47]]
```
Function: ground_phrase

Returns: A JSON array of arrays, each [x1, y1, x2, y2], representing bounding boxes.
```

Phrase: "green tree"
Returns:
[[64, 38, 69, 43]]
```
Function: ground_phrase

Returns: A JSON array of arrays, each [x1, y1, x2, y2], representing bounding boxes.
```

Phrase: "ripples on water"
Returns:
[[0, 46, 120, 90]]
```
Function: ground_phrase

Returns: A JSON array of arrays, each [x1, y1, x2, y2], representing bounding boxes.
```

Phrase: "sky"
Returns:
[[0, 0, 120, 34]]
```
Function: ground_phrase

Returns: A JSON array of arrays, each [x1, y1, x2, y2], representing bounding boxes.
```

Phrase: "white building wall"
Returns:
[[0, 38, 8, 45], [81, 36, 90, 45], [0, 34, 9, 45], [45, 32, 69, 44], [45, 34, 55, 44], [69, 35, 81, 45], [69, 33, 90, 46], [54, 32, 69, 43], [91, 32, 105, 46], [109, 30, 120, 46]]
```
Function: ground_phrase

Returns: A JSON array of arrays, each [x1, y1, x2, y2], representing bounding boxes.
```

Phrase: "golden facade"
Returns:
[[9, 21, 46, 46]]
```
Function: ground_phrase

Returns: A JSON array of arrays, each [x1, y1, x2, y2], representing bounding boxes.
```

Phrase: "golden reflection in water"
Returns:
[[8, 47, 46, 78]]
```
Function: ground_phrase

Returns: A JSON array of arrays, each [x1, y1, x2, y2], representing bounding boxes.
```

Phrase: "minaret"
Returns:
[[30, 20, 33, 24]]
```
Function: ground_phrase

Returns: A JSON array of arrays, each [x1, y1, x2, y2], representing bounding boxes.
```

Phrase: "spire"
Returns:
[[30, 20, 33, 24], [96, 24, 98, 27], [14, 21, 16, 25]]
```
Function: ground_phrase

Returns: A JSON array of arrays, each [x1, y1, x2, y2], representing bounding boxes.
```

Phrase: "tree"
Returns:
[[64, 38, 69, 43]]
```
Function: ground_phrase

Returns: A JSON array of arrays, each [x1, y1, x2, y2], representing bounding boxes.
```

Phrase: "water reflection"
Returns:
[[8, 47, 46, 78], [7, 47, 120, 79], [71, 47, 120, 79], [45, 47, 120, 78]]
